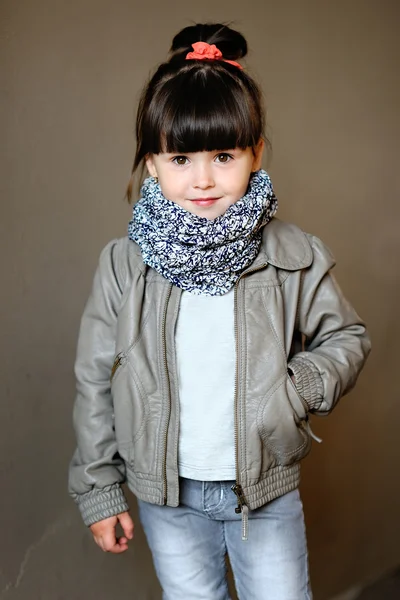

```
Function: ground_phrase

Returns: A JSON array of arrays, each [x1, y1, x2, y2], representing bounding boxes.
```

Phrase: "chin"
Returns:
[[189, 202, 232, 220], [192, 208, 225, 220]]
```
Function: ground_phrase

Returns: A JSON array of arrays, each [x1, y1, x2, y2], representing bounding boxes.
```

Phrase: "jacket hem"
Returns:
[[243, 463, 301, 510], [126, 469, 166, 506]]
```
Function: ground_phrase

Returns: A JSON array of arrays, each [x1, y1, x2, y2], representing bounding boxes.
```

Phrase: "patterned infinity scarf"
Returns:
[[128, 169, 278, 296]]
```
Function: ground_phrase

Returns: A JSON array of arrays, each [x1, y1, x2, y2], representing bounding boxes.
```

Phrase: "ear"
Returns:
[[252, 139, 265, 171], [145, 154, 157, 178]]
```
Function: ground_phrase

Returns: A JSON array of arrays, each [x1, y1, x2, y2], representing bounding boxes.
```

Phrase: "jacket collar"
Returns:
[[255, 218, 313, 271]]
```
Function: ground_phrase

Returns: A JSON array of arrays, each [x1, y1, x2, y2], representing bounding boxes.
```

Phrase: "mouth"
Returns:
[[188, 197, 221, 207]]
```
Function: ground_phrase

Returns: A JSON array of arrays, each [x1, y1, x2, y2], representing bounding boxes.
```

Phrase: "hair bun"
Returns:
[[170, 23, 248, 62]]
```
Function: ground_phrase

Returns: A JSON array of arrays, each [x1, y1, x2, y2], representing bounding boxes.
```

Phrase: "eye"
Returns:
[[215, 153, 233, 163], [172, 155, 189, 166]]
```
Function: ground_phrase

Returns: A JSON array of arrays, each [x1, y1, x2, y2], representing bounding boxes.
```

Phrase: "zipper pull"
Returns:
[[231, 484, 249, 541], [111, 352, 125, 381], [304, 418, 323, 443], [231, 483, 246, 513]]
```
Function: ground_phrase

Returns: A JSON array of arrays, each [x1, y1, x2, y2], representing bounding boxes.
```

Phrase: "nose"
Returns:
[[192, 162, 215, 190]]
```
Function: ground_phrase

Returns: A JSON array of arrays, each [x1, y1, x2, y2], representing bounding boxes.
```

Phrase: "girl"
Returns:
[[69, 23, 370, 600]]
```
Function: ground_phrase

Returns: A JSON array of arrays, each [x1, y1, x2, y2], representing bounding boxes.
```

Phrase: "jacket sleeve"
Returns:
[[68, 240, 130, 526], [288, 235, 371, 415]]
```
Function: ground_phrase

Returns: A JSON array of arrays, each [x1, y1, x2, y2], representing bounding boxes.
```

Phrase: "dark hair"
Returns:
[[127, 23, 267, 200]]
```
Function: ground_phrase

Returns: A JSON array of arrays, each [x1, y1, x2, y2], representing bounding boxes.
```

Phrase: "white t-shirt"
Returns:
[[175, 289, 236, 481]]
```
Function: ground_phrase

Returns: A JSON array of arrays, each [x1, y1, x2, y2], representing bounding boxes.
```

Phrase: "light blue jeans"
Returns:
[[138, 478, 312, 599]]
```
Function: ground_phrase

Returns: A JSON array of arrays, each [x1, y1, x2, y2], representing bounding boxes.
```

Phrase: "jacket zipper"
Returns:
[[111, 284, 174, 504], [161, 284, 173, 504], [231, 263, 267, 541]]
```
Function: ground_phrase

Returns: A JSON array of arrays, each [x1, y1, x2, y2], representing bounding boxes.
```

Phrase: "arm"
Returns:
[[288, 236, 371, 415], [68, 240, 130, 526]]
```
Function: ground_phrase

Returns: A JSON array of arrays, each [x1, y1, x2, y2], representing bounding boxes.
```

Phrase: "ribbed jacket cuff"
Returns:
[[288, 355, 324, 410], [74, 484, 129, 526]]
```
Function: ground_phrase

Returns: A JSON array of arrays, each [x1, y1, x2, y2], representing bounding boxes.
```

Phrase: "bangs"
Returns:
[[143, 68, 262, 155]]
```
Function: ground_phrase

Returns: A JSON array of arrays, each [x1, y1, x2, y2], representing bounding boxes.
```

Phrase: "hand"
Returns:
[[90, 511, 134, 553]]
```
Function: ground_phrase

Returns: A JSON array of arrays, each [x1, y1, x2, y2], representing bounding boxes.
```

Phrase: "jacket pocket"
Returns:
[[110, 355, 148, 465], [257, 375, 311, 465]]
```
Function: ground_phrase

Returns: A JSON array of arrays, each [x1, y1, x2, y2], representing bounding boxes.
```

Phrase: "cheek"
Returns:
[[159, 179, 185, 204], [229, 171, 252, 198]]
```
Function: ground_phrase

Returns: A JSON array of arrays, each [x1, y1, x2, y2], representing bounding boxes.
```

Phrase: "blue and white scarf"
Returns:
[[128, 169, 278, 296]]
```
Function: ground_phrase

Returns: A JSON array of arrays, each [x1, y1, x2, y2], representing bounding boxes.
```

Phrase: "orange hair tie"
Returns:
[[185, 42, 243, 69]]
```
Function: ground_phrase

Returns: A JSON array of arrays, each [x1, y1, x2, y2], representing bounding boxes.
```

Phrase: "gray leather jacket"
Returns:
[[68, 218, 370, 526]]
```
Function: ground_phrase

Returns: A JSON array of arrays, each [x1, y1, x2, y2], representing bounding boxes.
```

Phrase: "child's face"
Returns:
[[145, 142, 264, 219]]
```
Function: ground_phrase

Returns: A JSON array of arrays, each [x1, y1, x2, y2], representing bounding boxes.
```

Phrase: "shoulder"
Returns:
[[97, 237, 145, 292], [261, 218, 336, 271]]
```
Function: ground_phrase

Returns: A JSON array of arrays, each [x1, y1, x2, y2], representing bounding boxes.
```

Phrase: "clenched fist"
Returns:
[[90, 511, 134, 553]]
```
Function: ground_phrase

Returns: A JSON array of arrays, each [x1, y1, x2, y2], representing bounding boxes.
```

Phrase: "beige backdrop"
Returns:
[[1, 0, 399, 599]]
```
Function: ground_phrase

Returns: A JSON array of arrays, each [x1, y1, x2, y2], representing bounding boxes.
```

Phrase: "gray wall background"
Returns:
[[1, 0, 399, 598]]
